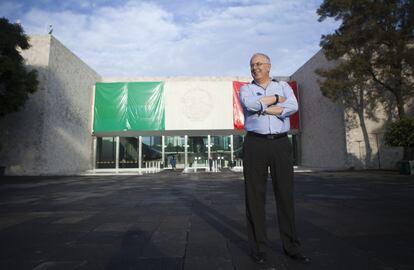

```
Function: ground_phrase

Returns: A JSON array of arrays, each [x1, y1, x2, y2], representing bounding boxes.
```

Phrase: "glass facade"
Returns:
[[119, 137, 139, 168], [164, 136, 185, 168], [141, 136, 162, 167], [233, 134, 244, 167], [96, 137, 116, 168], [187, 136, 208, 167], [94, 134, 297, 170], [210, 135, 232, 168]]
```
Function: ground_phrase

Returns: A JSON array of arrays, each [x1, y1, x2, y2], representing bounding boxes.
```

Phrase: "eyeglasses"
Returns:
[[250, 62, 270, 68]]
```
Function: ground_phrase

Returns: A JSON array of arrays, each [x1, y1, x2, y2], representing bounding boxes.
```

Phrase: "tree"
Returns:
[[317, 0, 414, 120], [316, 0, 414, 166], [316, 56, 380, 166], [384, 117, 414, 160], [0, 17, 39, 118]]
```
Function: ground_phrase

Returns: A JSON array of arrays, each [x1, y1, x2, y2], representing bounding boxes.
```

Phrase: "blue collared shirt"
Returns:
[[240, 80, 298, 134]]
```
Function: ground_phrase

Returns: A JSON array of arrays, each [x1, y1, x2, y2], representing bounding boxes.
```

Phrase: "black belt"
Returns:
[[247, 131, 287, 140]]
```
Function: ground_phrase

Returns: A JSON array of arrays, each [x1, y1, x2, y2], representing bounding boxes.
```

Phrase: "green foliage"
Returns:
[[384, 117, 414, 147], [317, 0, 414, 119], [0, 17, 39, 118], [316, 57, 380, 119], [384, 117, 414, 160]]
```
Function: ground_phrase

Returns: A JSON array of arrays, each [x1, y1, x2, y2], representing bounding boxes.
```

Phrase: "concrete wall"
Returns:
[[0, 35, 100, 175], [164, 80, 234, 130], [102, 76, 253, 82], [40, 36, 100, 174], [0, 35, 50, 174], [344, 107, 402, 169], [291, 49, 406, 169], [291, 50, 348, 169]]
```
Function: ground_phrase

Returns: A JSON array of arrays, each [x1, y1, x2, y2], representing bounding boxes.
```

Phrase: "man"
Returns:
[[170, 155, 176, 170], [240, 53, 310, 265]]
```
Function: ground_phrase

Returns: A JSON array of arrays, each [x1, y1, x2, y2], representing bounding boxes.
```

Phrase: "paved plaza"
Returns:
[[0, 170, 413, 270]]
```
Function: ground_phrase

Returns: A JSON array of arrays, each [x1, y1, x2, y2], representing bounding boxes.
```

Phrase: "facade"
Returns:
[[92, 77, 297, 173], [291, 50, 348, 169], [0, 35, 100, 175], [291, 50, 410, 169], [0, 35, 407, 175]]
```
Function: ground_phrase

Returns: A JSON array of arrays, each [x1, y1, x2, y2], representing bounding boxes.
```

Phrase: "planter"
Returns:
[[398, 160, 414, 175]]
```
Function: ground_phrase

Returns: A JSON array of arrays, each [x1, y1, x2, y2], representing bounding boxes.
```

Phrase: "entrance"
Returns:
[[96, 137, 116, 168], [210, 135, 232, 168], [164, 136, 185, 169], [94, 134, 299, 172], [187, 136, 208, 170]]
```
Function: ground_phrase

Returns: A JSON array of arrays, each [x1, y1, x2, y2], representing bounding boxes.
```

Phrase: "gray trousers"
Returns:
[[243, 133, 300, 255]]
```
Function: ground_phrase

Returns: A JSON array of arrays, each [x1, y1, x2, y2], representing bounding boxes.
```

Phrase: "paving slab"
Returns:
[[0, 170, 413, 269]]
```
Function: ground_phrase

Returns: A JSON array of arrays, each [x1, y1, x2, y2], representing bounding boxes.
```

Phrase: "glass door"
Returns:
[[96, 137, 116, 168], [233, 134, 244, 167], [119, 137, 139, 168], [187, 136, 208, 168], [164, 136, 185, 169], [141, 136, 162, 166], [211, 135, 232, 168]]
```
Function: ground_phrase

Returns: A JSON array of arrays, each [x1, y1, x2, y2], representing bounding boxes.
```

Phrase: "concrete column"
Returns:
[[230, 135, 234, 162], [115, 136, 120, 172], [162, 135, 165, 167], [138, 136, 142, 170], [208, 135, 211, 159], [92, 136, 97, 171], [184, 135, 188, 168]]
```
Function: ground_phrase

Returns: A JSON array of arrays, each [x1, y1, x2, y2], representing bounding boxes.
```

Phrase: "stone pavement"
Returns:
[[0, 170, 413, 270]]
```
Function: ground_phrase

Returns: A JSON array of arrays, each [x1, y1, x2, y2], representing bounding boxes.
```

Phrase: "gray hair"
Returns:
[[250, 53, 271, 64]]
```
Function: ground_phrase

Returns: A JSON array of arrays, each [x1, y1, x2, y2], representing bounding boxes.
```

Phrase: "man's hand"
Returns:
[[278, 95, 287, 103], [259, 95, 286, 106], [264, 106, 284, 116]]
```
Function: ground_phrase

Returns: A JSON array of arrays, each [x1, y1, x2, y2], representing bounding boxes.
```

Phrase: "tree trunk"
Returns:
[[357, 110, 372, 168], [355, 89, 373, 168], [395, 92, 406, 120]]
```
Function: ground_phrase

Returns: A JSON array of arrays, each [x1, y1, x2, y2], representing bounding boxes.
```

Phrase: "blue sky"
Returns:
[[1, 0, 339, 77]]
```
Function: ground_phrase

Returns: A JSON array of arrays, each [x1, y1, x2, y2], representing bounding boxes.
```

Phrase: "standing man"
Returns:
[[240, 53, 310, 265], [170, 155, 177, 170]]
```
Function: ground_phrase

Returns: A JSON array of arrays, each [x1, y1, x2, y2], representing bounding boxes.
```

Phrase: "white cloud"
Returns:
[[14, 0, 339, 76]]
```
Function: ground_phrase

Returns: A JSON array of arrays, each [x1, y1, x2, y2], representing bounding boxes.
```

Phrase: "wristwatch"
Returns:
[[274, 94, 279, 105]]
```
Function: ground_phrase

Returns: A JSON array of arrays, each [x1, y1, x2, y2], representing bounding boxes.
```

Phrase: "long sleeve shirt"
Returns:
[[239, 80, 298, 134]]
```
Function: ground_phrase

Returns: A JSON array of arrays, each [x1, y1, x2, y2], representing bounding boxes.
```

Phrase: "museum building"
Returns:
[[0, 35, 406, 175]]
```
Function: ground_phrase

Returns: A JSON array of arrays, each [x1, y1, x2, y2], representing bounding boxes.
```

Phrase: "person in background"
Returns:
[[170, 156, 176, 170]]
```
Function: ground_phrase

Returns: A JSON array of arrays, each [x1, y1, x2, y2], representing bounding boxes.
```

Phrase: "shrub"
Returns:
[[384, 117, 414, 160]]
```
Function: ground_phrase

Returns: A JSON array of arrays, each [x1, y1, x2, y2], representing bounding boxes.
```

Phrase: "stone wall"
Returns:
[[291, 49, 405, 169], [291, 50, 348, 169], [0, 35, 50, 175], [40, 36, 100, 174], [0, 35, 100, 175], [344, 102, 403, 169]]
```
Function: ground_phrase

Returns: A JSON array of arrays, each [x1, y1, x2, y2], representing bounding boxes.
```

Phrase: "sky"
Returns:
[[0, 0, 340, 77]]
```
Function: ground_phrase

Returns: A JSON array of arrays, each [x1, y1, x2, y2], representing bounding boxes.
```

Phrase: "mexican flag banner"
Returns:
[[94, 82, 165, 132]]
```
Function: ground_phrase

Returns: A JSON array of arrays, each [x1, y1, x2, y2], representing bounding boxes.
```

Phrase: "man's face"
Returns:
[[250, 55, 271, 81]]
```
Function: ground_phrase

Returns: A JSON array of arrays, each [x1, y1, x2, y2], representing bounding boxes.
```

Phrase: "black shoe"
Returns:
[[284, 252, 311, 264], [251, 251, 267, 264]]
